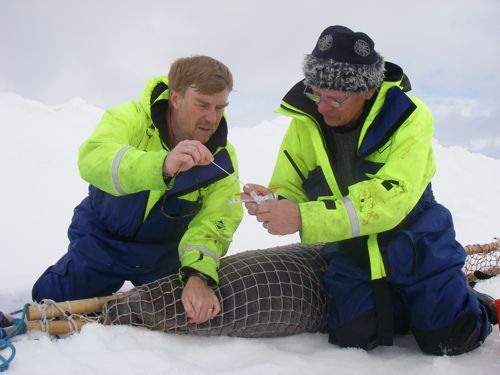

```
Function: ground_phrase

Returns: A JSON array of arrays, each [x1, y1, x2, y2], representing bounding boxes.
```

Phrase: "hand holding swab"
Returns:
[[210, 161, 278, 204]]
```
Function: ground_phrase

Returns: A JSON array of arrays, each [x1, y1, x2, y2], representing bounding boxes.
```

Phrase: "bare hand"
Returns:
[[163, 140, 214, 177], [181, 276, 220, 324], [252, 199, 301, 235], [242, 183, 271, 211]]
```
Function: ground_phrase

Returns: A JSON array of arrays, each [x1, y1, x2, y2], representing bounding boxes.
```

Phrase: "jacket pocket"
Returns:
[[384, 204, 466, 285], [384, 229, 416, 283], [302, 167, 332, 201]]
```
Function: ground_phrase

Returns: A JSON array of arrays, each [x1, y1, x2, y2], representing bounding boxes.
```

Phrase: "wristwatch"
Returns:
[[181, 267, 214, 286]]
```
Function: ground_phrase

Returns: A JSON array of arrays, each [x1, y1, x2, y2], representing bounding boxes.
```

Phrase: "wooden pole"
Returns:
[[465, 240, 500, 255], [26, 295, 119, 321], [2, 319, 89, 336], [25, 319, 88, 335]]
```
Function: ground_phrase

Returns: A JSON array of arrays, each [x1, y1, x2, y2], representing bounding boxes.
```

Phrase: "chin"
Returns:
[[324, 119, 344, 127], [195, 134, 212, 144]]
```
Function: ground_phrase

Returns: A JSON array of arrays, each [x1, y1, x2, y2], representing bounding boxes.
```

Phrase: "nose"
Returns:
[[204, 107, 218, 124], [317, 99, 332, 114]]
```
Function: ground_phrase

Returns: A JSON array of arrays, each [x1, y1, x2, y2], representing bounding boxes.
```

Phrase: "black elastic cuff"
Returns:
[[180, 267, 216, 287]]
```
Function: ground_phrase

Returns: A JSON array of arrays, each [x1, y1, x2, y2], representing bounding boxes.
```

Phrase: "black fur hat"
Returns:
[[303, 25, 385, 93]]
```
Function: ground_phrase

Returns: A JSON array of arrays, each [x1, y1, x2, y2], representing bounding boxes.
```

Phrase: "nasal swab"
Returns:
[[211, 161, 277, 204], [211, 160, 247, 187]]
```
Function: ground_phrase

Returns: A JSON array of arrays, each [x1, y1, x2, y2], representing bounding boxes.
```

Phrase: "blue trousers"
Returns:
[[32, 235, 180, 302], [322, 204, 492, 355], [32, 192, 185, 302]]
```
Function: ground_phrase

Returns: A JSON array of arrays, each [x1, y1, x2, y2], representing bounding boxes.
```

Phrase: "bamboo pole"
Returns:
[[26, 319, 90, 335], [25, 319, 88, 335], [2, 319, 89, 336], [26, 295, 119, 321], [464, 239, 500, 255]]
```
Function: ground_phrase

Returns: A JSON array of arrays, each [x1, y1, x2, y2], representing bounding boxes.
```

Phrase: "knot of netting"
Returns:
[[34, 299, 99, 333]]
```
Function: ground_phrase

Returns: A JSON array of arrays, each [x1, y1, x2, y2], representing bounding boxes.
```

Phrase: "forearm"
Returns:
[[178, 154, 243, 284], [78, 104, 169, 195]]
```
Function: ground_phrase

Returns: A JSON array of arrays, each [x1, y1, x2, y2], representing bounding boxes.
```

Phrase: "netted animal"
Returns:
[[103, 243, 329, 337], [102, 240, 500, 337]]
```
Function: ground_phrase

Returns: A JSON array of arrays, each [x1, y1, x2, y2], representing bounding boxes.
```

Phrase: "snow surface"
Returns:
[[0, 93, 499, 374]]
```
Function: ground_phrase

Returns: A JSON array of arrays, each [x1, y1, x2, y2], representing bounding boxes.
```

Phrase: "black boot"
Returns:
[[469, 287, 499, 325]]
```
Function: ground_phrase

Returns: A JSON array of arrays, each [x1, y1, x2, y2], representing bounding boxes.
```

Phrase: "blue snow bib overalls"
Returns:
[[32, 81, 237, 302], [299, 87, 493, 355]]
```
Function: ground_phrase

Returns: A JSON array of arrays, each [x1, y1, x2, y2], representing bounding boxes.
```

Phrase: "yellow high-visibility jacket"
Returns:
[[270, 64, 435, 279], [78, 76, 243, 284]]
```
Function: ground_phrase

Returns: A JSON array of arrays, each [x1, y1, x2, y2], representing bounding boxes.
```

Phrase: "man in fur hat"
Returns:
[[243, 25, 498, 355]]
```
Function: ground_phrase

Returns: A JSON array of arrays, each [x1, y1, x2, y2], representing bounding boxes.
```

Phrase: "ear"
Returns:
[[364, 88, 377, 101], [170, 90, 179, 109]]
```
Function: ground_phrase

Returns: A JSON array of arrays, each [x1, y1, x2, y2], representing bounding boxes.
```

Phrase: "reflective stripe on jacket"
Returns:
[[270, 64, 436, 279], [77, 76, 243, 284]]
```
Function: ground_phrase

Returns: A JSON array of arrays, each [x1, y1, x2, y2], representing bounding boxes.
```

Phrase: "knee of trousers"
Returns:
[[31, 249, 121, 302], [412, 311, 490, 355], [328, 309, 381, 351], [32, 269, 67, 302]]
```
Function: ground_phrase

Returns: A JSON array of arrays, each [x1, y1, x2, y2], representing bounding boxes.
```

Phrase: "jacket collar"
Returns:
[[279, 62, 416, 159], [280, 61, 408, 120], [280, 80, 375, 134]]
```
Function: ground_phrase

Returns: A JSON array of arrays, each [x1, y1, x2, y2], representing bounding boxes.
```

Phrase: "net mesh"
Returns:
[[103, 243, 329, 337], [102, 240, 500, 337], [463, 239, 500, 282]]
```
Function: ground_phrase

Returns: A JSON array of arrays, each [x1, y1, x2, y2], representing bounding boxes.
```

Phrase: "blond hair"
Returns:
[[168, 55, 233, 95]]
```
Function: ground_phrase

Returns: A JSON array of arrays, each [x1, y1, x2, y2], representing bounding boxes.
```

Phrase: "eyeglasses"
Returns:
[[161, 187, 203, 219], [304, 89, 351, 108]]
